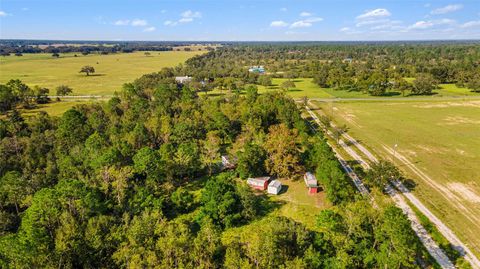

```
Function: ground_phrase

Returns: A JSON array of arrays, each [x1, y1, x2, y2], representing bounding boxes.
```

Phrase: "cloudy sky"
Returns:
[[0, 0, 479, 41]]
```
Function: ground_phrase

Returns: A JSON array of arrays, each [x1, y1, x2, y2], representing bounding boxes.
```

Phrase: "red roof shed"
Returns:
[[247, 177, 270, 190]]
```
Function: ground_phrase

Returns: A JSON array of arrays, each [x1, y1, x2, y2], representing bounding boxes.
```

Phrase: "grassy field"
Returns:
[[319, 82, 478, 98], [258, 78, 333, 98], [0, 51, 203, 96], [21, 99, 101, 117], [202, 78, 333, 98], [313, 99, 480, 256], [203, 77, 479, 99], [267, 178, 329, 230]]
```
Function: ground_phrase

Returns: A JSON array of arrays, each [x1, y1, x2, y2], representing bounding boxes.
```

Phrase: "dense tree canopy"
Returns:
[[181, 43, 480, 96], [0, 45, 442, 267]]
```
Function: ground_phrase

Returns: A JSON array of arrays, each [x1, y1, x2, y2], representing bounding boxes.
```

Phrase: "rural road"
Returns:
[[305, 104, 457, 269], [48, 95, 112, 99], [306, 102, 480, 269]]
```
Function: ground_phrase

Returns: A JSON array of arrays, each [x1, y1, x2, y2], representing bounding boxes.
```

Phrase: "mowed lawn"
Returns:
[[258, 78, 333, 99], [314, 99, 480, 255], [0, 51, 203, 96], [203, 77, 479, 99], [267, 178, 329, 230], [21, 99, 99, 117], [320, 83, 479, 98], [202, 78, 334, 98]]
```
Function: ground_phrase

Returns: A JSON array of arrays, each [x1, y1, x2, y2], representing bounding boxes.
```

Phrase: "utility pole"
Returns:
[[392, 143, 398, 164]]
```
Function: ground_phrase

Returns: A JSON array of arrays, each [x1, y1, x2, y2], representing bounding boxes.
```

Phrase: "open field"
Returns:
[[268, 178, 328, 230], [0, 51, 203, 96], [201, 78, 333, 98], [21, 99, 100, 117], [319, 82, 479, 98], [259, 78, 334, 98], [313, 99, 480, 256], [203, 77, 479, 99]]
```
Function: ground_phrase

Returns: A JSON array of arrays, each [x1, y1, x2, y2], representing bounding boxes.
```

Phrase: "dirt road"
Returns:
[[306, 102, 480, 269], [305, 104, 457, 269]]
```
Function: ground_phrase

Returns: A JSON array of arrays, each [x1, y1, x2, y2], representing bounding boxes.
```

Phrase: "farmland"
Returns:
[[0, 50, 203, 96], [313, 99, 480, 256]]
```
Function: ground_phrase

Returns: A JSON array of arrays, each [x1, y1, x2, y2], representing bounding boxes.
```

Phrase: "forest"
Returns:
[[180, 43, 480, 95], [0, 66, 431, 268], [0, 40, 219, 55]]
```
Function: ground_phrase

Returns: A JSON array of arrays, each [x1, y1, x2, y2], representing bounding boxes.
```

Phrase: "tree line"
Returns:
[[0, 79, 73, 113], [179, 43, 480, 96]]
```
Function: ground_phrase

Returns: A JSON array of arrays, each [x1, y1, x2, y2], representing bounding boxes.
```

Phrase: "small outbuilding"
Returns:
[[175, 76, 192, 84], [248, 66, 265, 74], [247, 177, 270, 191], [267, 180, 282, 195], [304, 172, 319, 194], [221, 155, 237, 170]]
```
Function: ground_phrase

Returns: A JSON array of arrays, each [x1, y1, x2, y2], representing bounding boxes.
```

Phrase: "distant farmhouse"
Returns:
[[175, 76, 192, 84], [304, 172, 319, 194], [248, 66, 265, 74]]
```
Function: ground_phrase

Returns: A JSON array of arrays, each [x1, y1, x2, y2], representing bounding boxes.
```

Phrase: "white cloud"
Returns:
[[165, 10, 202, 26], [410, 21, 433, 29], [290, 20, 312, 28], [300, 12, 312, 17], [114, 19, 148, 27], [179, 17, 193, 23], [131, 19, 148, 26], [161, 10, 167, 14], [280, 7, 287, 12], [408, 19, 455, 30], [0, 11, 10, 17], [340, 27, 350, 32], [181, 10, 202, 19], [431, 4, 463, 15], [143, 26, 156, 32], [114, 19, 130, 26], [304, 17, 323, 23], [270, 20, 289, 27], [461, 20, 480, 28], [356, 8, 391, 20]]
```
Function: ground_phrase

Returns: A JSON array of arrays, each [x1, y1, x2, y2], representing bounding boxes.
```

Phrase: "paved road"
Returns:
[[306, 102, 480, 269], [305, 105, 456, 269]]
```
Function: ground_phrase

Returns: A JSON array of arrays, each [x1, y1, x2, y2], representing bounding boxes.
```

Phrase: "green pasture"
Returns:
[[313, 99, 480, 256], [0, 51, 203, 96], [202, 77, 479, 99], [21, 99, 97, 117]]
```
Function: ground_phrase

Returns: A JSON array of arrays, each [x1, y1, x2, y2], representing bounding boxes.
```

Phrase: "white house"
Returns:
[[267, 180, 282, 195], [175, 76, 192, 84]]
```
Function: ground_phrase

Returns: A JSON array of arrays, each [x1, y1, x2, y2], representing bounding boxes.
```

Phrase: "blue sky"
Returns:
[[1, 0, 479, 41]]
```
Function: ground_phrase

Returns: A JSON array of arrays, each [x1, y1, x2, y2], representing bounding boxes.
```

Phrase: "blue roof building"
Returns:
[[248, 66, 265, 74]]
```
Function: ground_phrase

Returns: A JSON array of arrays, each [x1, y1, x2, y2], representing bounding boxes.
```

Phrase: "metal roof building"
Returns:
[[268, 180, 282, 195]]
